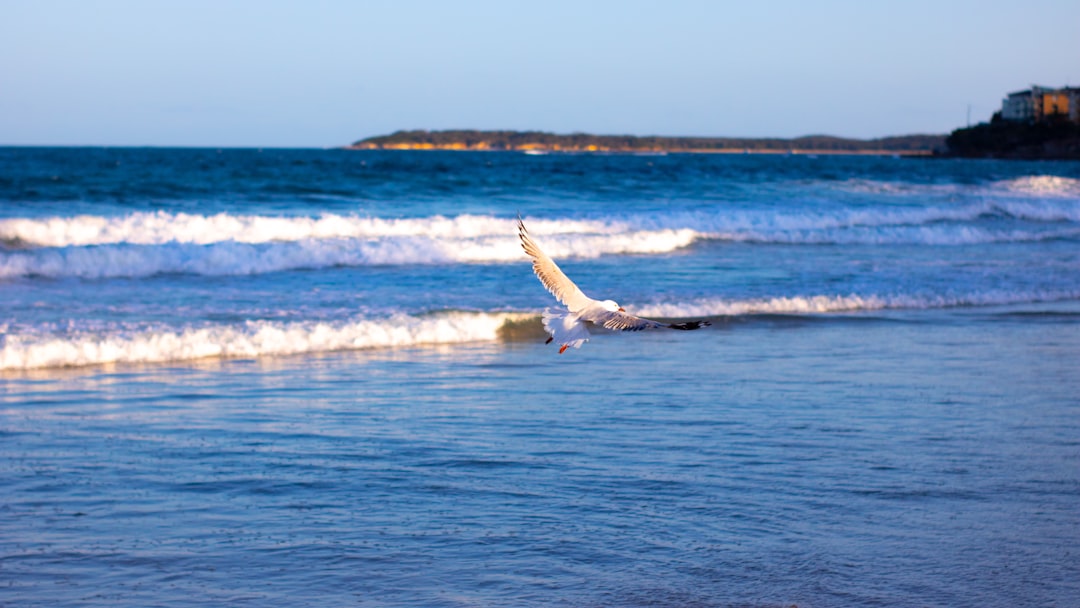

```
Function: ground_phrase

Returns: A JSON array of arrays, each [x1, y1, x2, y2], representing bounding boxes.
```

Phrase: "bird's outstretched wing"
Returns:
[[517, 217, 594, 313], [585, 308, 665, 332], [584, 308, 710, 332]]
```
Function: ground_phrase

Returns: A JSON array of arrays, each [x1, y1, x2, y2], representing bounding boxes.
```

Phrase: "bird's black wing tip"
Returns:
[[667, 320, 711, 331]]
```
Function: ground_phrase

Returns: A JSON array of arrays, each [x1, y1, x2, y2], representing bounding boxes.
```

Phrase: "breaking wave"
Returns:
[[0, 312, 531, 370], [3, 197, 1079, 279], [0, 229, 698, 279], [994, 175, 1080, 197], [0, 213, 609, 248], [830, 175, 1080, 199], [6, 289, 1078, 370], [3, 196, 1079, 251], [633, 290, 1080, 318], [669, 200, 1080, 237]]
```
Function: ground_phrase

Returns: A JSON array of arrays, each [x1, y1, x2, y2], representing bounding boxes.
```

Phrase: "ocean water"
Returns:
[[1, 147, 1078, 607]]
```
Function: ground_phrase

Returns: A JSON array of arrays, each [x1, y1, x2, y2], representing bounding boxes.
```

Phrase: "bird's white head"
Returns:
[[600, 299, 624, 312]]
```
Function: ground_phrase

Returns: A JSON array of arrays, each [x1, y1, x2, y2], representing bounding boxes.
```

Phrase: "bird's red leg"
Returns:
[[559, 344, 569, 354]]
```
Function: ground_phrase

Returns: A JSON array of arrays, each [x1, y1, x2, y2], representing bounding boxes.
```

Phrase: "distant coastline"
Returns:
[[349, 130, 946, 156]]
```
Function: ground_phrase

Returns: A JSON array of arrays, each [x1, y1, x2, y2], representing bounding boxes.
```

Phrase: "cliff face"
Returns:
[[350, 130, 946, 155], [945, 119, 1080, 160]]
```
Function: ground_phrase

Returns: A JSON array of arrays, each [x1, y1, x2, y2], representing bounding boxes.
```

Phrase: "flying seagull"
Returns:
[[517, 217, 710, 353]]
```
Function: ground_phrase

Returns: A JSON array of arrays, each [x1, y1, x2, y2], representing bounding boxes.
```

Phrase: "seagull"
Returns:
[[517, 217, 710, 353]]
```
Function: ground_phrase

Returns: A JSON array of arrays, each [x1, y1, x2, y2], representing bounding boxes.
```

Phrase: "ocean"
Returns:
[[1, 147, 1078, 607]]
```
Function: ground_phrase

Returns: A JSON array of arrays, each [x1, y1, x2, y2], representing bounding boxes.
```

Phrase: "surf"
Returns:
[[0, 312, 533, 370]]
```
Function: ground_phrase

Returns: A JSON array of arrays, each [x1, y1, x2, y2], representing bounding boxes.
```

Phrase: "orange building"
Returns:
[[1002, 86, 1080, 123], [1035, 91, 1070, 121]]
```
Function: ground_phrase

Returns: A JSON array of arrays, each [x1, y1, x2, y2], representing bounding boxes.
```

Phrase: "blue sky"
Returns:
[[2, 0, 1078, 147]]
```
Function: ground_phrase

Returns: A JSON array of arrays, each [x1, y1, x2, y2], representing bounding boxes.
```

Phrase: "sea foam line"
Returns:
[[649, 200, 1080, 236], [994, 175, 1080, 197], [632, 290, 1080, 318], [828, 175, 1080, 199], [0, 312, 530, 370], [0, 213, 612, 248], [4, 195, 1080, 250], [7, 290, 1078, 370], [0, 229, 698, 279]]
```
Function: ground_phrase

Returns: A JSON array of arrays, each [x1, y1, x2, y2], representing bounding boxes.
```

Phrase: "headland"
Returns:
[[349, 130, 946, 156]]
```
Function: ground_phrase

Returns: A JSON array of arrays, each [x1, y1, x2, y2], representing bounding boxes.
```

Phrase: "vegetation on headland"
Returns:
[[944, 115, 1080, 160], [349, 130, 946, 155]]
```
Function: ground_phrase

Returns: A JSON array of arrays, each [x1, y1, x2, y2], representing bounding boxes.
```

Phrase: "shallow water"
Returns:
[[3, 308, 1078, 607], [2, 148, 1079, 606]]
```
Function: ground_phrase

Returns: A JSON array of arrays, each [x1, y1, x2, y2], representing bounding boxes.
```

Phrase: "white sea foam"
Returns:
[[698, 201, 1080, 234], [833, 175, 1080, 199], [635, 295, 893, 317], [631, 198, 1080, 245], [6, 289, 1079, 369], [0, 312, 529, 370], [0, 229, 699, 279], [633, 290, 1080, 318], [0, 213, 613, 248], [995, 175, 1080, 197], [4, 195, 1080, 252], [4, 200, 1079, 280]]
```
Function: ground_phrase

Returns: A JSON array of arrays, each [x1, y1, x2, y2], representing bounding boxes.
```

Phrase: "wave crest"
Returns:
[[633, 290, 1080, 317], [5, 196, 1080, 253], [995, 175, 1080, 197], [0, 312, 530, 370], [0, 229, 699, 279], [0, 213, 616, 248], [3, 200, 1079, 280]]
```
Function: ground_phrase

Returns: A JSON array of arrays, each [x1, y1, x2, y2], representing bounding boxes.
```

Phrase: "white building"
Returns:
[[1002, 88, 1035, 121]]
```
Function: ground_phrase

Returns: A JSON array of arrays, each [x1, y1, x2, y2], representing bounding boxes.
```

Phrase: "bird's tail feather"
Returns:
[[541, 308, 591, 351]]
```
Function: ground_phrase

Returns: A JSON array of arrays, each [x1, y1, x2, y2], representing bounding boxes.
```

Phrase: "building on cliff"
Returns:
[[1002, 86, 1080, 124]]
